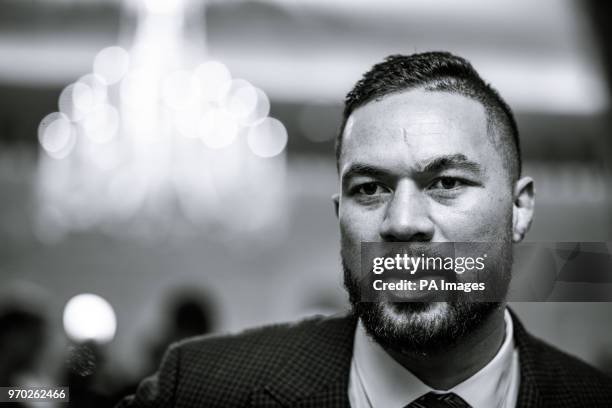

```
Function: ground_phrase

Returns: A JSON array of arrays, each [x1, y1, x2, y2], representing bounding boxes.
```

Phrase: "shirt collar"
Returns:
[[352, 309, 516, 408]]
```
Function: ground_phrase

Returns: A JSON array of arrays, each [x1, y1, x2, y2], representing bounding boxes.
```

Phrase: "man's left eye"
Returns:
[[430, 177, 463, 190]]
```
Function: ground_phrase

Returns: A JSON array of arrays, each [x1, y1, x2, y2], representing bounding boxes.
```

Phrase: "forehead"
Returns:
[[340, 89, 497, 174]]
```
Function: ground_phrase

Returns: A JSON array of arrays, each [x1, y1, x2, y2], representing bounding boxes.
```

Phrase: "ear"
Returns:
[[512, 176, 535, 243], [332, 193, 340, 218]]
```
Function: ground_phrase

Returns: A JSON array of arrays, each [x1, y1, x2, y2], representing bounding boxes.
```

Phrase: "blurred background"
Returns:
[[1, 0, 611, 405]]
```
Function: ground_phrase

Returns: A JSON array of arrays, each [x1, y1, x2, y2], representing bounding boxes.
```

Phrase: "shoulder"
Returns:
[[172, 313, 355, 386], [116, 315, 356, 407], [529, 335, 612, 390], [177, 313, 349, 359], [513, 315, 612, 406]]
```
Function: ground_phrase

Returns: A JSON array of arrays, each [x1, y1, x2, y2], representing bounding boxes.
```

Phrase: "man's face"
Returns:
[[337, 89, 517, 353]]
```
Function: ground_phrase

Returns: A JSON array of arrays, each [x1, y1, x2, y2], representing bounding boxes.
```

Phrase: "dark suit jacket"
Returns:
[[117, 311, 612, 407]]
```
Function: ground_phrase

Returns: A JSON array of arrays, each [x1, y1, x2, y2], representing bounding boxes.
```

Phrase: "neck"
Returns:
[[386, 306, 506, 390]]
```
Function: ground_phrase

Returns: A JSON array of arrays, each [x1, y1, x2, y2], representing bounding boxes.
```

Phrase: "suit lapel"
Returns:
[[251, 313, 358, 408], [509, 309, 546, 408]]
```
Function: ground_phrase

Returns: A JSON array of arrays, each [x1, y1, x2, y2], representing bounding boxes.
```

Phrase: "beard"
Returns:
[[342, 243, 512, 355]]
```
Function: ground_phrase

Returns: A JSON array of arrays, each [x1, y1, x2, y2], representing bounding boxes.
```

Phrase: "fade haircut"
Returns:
[[336, 51, 521, 181]]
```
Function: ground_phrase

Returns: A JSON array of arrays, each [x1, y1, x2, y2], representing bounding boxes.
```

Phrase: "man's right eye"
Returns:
[[355, 182, 387, 196]]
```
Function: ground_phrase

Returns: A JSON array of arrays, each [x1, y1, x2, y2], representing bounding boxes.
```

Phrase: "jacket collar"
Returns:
[[252, 309, 552, 408], [508, 308, 548, 408]]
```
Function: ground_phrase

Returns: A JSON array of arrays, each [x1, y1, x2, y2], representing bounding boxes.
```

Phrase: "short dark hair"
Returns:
[[336, 51, 521, 181]]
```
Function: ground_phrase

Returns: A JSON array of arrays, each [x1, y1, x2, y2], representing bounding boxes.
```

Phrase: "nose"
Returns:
[[379, 181, 434, 242]]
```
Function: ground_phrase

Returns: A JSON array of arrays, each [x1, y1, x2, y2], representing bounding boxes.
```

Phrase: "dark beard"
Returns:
[[343, 258, 504, 355]]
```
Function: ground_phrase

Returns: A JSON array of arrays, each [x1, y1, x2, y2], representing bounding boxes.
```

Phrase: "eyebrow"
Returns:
[[341, 154, 482, 183], [417, 154, 482, 175], [341, 163, 392, 183]]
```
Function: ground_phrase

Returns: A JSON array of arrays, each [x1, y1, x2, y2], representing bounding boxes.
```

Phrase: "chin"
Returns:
[[382, 301, 450, 327], [357, 299, 501, 355]]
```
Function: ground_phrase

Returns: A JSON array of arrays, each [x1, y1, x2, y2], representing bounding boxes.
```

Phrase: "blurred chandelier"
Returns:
[[35, 0, 288, 241]]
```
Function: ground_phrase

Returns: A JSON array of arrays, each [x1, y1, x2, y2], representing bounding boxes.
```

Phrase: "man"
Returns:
[[117, 52, 612, 407]]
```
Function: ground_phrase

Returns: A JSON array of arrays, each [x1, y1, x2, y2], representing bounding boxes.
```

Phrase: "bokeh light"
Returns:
[[81, 104, 120, 144], [161, 70, 201, 110], [38, 112, 76, 159], [242, 87, 270, 126], [198, 108, 239, 149], [76, 74, 108, 109], [71, 82, 95, 115], [247, 117, 288, 158], [37, 6, 287, 237], [195, 61, 232, 103], [224, 79, 258, 120], [63, 293, 117, 344], [58, 84, 86, 122], [93, 46, 130, 86], [120, 70, 158, 111]]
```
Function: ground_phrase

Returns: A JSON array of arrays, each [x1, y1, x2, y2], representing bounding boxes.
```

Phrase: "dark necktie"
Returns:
[[404, 392, 472, 408]]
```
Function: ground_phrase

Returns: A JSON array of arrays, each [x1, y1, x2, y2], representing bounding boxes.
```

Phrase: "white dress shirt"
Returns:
[[348, 309, 520, 408]]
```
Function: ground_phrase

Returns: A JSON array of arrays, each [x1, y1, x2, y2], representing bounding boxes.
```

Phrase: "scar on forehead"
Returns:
[[401, 121, 446, 143]]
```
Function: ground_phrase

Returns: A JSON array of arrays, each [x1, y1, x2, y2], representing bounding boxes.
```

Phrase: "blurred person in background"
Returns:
[[145, 288, 215, 374], [0, 307, 46, 387], [0, 294, 48, 408], [109, 288, 216, 405], [117, 52, 612, 407]]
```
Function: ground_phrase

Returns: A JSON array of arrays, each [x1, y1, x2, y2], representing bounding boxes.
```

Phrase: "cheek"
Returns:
[[339, 204, 384, 243], [433, 190, 513, 241]]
